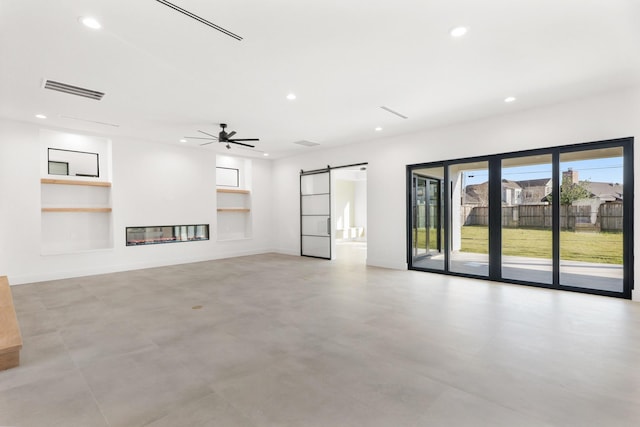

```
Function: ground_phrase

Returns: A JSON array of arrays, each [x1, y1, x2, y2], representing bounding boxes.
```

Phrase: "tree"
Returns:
[[559, 180, 591, 205], [545, 180, 591, 205]]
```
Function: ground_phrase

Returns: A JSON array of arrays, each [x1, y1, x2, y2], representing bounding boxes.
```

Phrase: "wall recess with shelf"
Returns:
[[216, 156, 252, 240], [40, 130, 113, 254]]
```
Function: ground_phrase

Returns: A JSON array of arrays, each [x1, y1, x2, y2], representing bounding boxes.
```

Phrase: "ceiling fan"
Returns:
[[185, 123, 259, 149]]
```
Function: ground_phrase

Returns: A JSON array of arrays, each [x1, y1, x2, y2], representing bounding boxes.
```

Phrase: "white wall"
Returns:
[[272, 86, 640, 300], [335, 180, 355, 233], [354, 180, 367, 235], [0, 119, 273, 284], [2, 86, 639, 301], [333, 174, 367, 240]]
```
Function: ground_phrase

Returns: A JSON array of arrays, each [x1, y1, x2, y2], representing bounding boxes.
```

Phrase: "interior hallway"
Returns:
[[1, 253, 639, 426]]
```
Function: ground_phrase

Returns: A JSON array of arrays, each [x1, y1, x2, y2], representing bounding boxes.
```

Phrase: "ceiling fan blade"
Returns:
[[227, 131, 236, 138], [199, 141, 216, 146], [185, 136, 216, 140], [230, 138, 259, 142], [229, 141, 255, 148], [198, 130, 218, 139]]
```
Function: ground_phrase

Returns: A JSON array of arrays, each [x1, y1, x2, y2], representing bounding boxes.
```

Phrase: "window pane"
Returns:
[[501, 155, 553, 284], [301, 173, 330, 195], [559, 147, 624, 292], [410, 167, 444, 270], [449, 161, 489, 276]]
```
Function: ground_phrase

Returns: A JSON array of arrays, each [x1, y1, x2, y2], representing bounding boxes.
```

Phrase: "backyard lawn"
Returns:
[[416, 226, 623, 264]]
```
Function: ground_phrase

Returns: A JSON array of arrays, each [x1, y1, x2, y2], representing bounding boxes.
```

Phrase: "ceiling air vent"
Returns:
[[293, 140, 320, 147], [60, 115, 120, 127], [154, 0, 242, 41], [380, 106, 408, 119], [43, 80, 105, 101]]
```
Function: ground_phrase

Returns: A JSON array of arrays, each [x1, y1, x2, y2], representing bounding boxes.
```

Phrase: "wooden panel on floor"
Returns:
[[0, 275, 23, 371]]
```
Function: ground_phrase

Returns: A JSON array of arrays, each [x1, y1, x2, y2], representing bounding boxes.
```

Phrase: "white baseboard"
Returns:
[[365, 257, 407, 270], [273, 248, 300, 257], [8, 248, 277, 285]]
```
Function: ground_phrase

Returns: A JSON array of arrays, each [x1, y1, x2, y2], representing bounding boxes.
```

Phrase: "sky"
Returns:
[[464, 157, 623, 186]]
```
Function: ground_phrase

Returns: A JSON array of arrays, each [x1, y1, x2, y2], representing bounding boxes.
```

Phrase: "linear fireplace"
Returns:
[[126, 224, 209, 246]]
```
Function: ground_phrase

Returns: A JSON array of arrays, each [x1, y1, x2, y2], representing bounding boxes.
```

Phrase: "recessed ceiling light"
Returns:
[[450, 26, 468, 38], [80, 16, 101, 30], [286, 93, 296, 100], [263, 153, 269, 157], [35, 114, 47, 119], [375, 126, 383, 132], [179, 139, 187, 143], [504, 96, 516, 103]]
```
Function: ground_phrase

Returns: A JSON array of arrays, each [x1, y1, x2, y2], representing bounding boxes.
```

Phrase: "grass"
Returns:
[[415, 226, 623, 265]]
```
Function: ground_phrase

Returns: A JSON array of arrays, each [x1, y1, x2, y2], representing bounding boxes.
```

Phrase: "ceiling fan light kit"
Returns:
[[185, 123, 259, 149]]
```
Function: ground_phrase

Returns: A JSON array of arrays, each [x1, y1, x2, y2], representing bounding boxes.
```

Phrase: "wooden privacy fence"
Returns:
[[462, 202, 623, 231], [599, 202, 623, 231]]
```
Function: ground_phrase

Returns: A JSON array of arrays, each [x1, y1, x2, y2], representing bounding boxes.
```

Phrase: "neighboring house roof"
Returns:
[[584, 182, 623, 201], [516, 178, 552, 188], [465, 182, 488, 205], [539, 181, 623, 203], [501, 179, 521, 189], [464, 179, 623, 204]]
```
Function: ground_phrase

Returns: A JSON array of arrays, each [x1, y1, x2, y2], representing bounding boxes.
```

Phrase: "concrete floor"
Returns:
[[413, 252, 624, 292], [1, 252, 640, 426]]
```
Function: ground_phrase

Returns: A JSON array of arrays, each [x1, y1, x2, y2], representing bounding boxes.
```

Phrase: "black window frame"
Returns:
[[406, 137, 634, 299]]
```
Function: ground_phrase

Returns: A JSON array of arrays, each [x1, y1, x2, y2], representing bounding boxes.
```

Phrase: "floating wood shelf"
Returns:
[[217, 208, 250, 212], [41, 178, 111, 187], [42, 207, 112, 213], [217, 188, 250, 194]]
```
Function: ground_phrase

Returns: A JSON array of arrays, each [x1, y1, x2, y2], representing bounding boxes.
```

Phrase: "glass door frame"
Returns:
[[406, 137, 634, 299], [407, 168, 449, 272], [300, 168, 332, 259], [411, 173, 443, 260]]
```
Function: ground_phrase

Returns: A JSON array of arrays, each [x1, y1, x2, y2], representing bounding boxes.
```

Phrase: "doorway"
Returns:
[[333, 166, 367, 264], [300, 163, 367, 264]]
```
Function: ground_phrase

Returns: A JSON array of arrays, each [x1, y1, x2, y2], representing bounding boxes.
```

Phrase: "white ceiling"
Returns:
[[2, 0, 639, 158]]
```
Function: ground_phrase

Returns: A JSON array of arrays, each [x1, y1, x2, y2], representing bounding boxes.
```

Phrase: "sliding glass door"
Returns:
[[559, 147, 624, 293], [410, 168, 444, 270], [448, 161, 489, 277], [501, 155, 553, 284], [407, 137, 633, 298]]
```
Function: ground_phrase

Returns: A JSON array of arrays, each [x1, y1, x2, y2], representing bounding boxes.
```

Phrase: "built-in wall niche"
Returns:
[[40, 130, 113, 254], [40, 179, 113, 254], [126, 225, 209, 246], [216, 155, 252, 240], [40, 129, 111, 182], [48, 148, 99, 177]]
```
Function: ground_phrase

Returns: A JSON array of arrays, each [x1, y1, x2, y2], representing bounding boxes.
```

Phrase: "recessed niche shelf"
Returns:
[[216, 156, 252, 240], [42, 207, 112, 213], [217, 188, 250, 194], [40, 177, 113, 253], [41, 178, 111, 187], [217, 208, 250, 213], [40, 130, 113, 254]]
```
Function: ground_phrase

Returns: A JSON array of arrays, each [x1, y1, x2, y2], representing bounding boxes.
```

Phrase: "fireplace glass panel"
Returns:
[[126, 224, 209, 246]]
